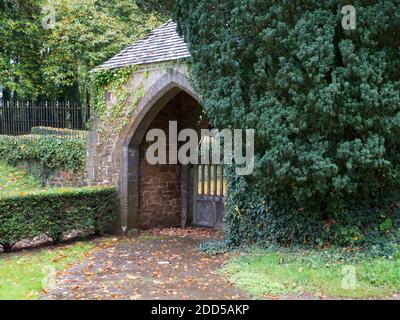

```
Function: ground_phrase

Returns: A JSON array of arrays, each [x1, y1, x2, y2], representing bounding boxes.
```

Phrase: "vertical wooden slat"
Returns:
[[200, 165, 205, 195], [213, 165, 218, 196], [220, 165, 224, 196], [207, 165, 211, 195], [193, 165, 199, 196]]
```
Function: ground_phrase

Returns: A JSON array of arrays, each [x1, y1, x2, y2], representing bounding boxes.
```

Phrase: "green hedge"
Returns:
[[0, 186, 119, 252], [224, 165, 400, 250], [0, 135, 86, 171]]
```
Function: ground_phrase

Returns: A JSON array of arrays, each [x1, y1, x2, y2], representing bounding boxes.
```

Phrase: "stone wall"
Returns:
[[45, 169, 87, 188], [86, 62, 192, 187], [138, 92, 202, 228], [16, 162, 87, 188], [86, 62, 202, 230]]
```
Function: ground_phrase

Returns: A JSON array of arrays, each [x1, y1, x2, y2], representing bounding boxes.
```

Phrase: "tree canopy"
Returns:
[[0, 0, 44, 100], [0, 0, 165, 101]]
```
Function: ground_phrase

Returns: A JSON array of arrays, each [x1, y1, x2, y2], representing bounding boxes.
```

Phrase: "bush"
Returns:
[[0, 186, 119, 252], [175, 1, 400, 246], [0, 135, 86, 171], [224, 165, 400, 248]]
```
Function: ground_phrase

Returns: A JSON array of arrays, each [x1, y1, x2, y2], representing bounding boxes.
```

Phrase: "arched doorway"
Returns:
[[118, 71, 225, 232], [137, 91, 202, 228]]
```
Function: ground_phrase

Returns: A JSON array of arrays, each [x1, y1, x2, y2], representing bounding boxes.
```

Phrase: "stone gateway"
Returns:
[[87, 21, 226, 233]]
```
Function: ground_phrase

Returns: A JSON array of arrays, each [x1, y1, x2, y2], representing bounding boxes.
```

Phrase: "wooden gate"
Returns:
[[193, 164, 225, 229]]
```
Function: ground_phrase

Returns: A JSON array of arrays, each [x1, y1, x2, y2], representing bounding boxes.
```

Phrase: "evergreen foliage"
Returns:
[[0, 186, 118, 252], [0, 136, 86, 171], [175, 1, 400, 245]]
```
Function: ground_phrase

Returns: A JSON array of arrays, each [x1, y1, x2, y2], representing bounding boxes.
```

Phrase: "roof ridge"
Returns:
[[97, 20, 190, 70]]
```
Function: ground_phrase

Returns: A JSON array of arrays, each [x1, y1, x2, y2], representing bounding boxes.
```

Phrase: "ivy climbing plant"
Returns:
[[91, 65, 146, 134]]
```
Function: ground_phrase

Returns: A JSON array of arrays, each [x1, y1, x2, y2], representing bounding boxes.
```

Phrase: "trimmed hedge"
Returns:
[[0, 186, 119, 252], [0, 135, 86, 171]]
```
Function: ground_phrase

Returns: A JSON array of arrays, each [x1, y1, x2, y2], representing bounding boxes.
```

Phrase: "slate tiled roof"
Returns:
[[99, 20, 191, 69]]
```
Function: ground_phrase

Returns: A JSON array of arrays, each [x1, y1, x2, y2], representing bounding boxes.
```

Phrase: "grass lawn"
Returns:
[[0, 161, 40, 196], [223, 247, 400, 299], [0, 161, 92, 300], [0, 161, 112, 300], [0, 241, 95, 300]]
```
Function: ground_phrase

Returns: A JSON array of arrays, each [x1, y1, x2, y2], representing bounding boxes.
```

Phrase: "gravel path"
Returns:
[[42, 228, 248, 300]]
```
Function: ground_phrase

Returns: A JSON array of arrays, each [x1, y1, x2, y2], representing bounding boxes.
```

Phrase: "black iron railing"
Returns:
[[0, 101, 90, 139]]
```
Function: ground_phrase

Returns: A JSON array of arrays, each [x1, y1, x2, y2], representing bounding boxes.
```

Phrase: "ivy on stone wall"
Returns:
[[0, 136, 86, 172], [92, 66, 138, 116], [91, 65, 145, 133], [91, 59, 194, 135]]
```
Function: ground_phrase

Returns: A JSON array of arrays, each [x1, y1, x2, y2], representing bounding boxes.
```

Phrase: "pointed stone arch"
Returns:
[[118, 68, 200, 232], [89, 21, 225, 234]]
